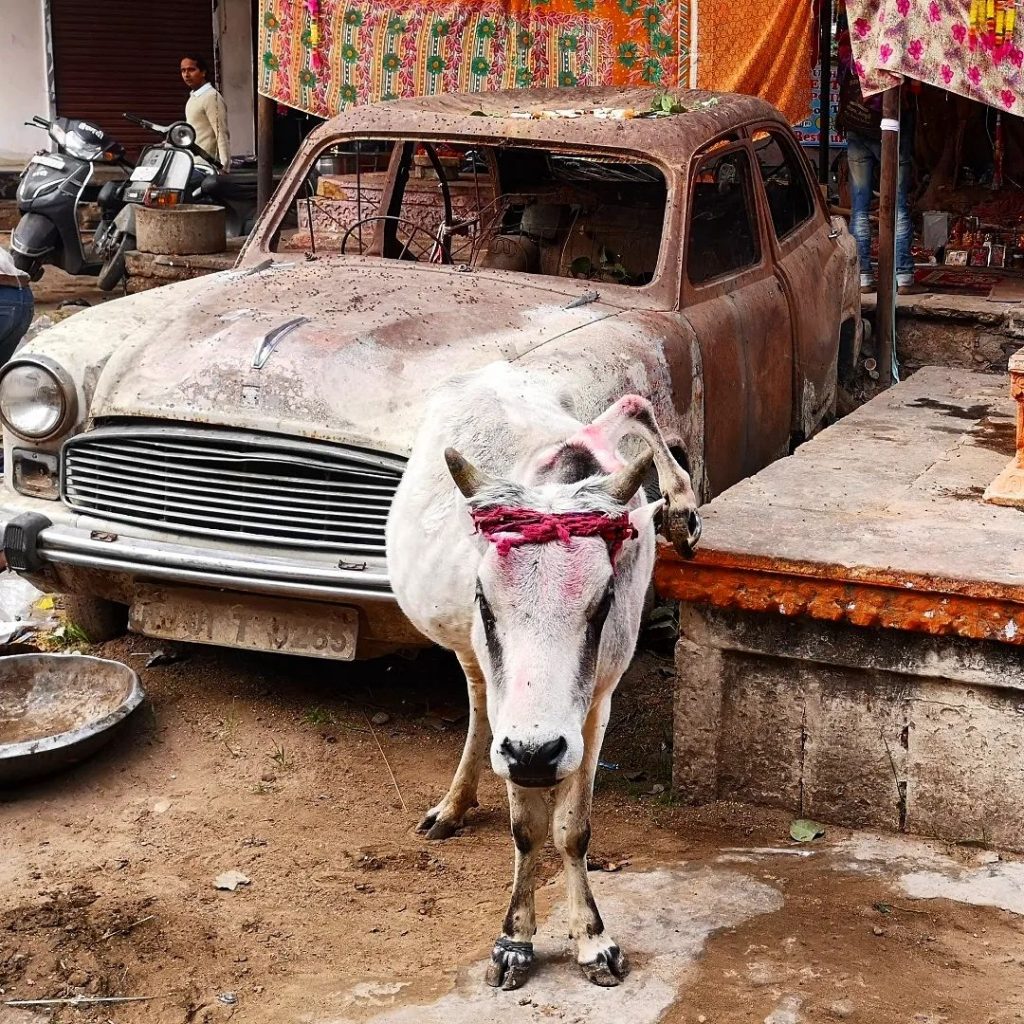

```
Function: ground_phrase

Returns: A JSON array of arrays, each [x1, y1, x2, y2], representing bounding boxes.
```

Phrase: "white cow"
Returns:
[[386, 361, 701, 989]]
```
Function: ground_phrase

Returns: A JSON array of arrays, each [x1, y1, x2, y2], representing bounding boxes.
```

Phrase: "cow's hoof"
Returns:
[[578, 937, 629, 987], [484, 936, 534, 990], [417, 805, 464, 841]]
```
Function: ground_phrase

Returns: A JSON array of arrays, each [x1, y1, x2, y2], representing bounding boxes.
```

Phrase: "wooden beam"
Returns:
[[257, 93, 275, 216], [817, 0, 833, 185], [877, 86, 901, 386]]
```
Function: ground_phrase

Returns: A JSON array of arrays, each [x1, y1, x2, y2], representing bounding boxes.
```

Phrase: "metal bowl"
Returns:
[[0, 654, 144, 785]]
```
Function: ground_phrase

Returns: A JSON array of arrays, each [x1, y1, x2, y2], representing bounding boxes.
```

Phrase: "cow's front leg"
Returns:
[[485, 785, 550, 990], [419, 654, 490, 840], [552, 693, 628, 987]]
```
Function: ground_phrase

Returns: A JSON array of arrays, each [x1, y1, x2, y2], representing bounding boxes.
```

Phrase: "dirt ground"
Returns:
[[2, 626, 1024, 1024]]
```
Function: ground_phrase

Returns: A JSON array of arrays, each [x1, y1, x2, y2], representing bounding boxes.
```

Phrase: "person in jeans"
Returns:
[[836, 16, 922, 295], [846, 117, 920, 295], [0, 246, 34, 364]]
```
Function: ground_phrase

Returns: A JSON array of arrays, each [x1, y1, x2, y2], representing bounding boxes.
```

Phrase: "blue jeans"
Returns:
[[0, 286, 34, 365], [847, 129, 914, 287]]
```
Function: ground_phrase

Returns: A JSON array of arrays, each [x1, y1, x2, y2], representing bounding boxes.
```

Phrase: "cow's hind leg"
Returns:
[[553, 692, 629, 986], [485, 785, 550, 990], [418, 652, 489, 840]]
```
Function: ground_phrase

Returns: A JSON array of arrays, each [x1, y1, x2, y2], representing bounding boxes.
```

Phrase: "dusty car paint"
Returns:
[[0, 86, 859, 658]]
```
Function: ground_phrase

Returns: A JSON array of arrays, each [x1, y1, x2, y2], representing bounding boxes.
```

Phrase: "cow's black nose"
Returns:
[[499, 736, 567, 786]]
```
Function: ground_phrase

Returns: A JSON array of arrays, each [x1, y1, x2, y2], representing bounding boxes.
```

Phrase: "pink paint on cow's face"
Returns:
[[576, 425, 622, 474], [474, 535, 618, 787]]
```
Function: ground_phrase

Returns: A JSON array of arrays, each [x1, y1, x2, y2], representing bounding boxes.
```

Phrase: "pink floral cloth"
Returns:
[[847, 0, 1023, 110]]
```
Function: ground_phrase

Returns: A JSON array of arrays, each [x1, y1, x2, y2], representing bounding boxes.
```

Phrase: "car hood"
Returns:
[[41, 260, 630, 455]]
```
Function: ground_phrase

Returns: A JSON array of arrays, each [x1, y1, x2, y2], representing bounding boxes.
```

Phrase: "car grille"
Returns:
[[61, 425, 405, 556]]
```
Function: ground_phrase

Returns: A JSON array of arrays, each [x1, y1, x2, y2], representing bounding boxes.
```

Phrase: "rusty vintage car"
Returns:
[[0, 87, 860, 659]]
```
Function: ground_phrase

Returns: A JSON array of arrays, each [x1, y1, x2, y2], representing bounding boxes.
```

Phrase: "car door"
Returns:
[[750, 125, 845, 437], [680, 141, 794, 499]]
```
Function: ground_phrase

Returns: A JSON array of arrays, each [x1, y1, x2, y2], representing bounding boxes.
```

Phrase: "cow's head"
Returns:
[[445, 447, 660, 788]]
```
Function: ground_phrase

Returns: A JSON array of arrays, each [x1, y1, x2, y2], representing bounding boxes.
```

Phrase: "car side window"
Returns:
[[687, 148, 761, 285], [753, 130, 815, 240]]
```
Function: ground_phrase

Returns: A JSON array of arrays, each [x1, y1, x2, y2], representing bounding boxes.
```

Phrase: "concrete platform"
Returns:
[[657, 366, 1024, 850], [124, 236, 244, 293], [862, 288, 1024, 371]]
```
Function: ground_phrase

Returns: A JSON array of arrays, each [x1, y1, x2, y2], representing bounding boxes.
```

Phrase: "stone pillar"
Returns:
[[672, 608, 724, 803], [984, 348, 1024, 506]]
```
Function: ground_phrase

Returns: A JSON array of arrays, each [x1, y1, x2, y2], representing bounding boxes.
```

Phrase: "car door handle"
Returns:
[[828, 228, 841, 240]]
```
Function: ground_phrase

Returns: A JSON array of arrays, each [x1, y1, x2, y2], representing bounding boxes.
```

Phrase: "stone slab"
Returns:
[[674, 606, 1024, 851], [657, 367, 1024, 650]]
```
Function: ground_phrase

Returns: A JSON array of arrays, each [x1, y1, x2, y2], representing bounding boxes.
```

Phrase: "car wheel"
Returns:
[[62, 594, 128, 643], [97, 232, 132, 292]]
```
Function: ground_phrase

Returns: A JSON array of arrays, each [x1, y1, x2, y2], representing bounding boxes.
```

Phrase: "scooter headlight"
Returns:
[[63, 132, 103, 161], [169, 122, 196, 148], [0, 357, 77, 441]]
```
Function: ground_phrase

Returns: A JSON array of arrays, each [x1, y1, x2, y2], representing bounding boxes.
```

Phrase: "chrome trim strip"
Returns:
[[252, 316, 309, 369], [29, 525, 395, 604]]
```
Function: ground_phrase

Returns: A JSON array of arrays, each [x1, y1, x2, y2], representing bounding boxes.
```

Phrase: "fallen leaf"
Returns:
[[789, 819, 826, 843], [214, 870, 251, 891]]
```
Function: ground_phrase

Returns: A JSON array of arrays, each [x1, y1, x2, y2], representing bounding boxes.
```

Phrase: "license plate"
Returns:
[[130, 164, 160, 182], [130, 585, 358, 661], [31, 153, 65, 170]]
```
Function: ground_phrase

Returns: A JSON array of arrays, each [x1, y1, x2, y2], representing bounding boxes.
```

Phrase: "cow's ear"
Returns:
[[628, 499, 663, 535]]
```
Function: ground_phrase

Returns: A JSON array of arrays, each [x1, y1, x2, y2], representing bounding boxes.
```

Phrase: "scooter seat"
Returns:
[[200, 172, 258, 202]]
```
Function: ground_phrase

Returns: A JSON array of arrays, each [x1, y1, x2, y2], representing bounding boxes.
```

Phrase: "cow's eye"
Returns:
[[590, 585, 614, 628], [476, 584, 496, 632]]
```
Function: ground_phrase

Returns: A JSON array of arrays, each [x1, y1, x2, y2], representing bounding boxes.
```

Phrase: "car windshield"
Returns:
[[273, 139, 668, 287]]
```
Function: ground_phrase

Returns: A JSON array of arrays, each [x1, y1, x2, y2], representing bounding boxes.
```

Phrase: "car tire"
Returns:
[[97, 232, 132, 292], [62, 594, 128, 643]]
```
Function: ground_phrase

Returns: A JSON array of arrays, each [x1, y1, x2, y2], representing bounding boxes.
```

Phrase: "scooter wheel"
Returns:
[[97, 232, 132, 292]]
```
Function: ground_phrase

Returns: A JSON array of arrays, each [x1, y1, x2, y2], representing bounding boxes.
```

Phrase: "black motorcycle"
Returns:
[[10, 116, 131, 284], [97, 114, 257, 291]]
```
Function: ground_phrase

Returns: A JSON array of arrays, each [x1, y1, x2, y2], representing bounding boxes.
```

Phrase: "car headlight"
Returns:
[[0, 357, 77, 441]]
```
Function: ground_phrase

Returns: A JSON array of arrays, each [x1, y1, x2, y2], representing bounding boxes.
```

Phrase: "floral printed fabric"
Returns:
[[258, 0, 811, 123], [847, 0, 1023, 111]]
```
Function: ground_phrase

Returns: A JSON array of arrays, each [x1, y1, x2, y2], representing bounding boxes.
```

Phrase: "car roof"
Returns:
[[318, 87, 787, 165]]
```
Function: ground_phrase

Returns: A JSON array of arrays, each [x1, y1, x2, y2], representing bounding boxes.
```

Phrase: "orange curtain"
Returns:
[[695, 0, 814, 123]]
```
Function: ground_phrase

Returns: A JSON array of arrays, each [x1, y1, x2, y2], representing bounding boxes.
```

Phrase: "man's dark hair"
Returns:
[[181, 53, 209, 74]]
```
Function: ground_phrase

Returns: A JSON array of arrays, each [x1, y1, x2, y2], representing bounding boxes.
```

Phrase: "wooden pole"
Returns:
[[818, 0, 833, 185], [257, 93, 275, 216], [877, 85, 901, 386]]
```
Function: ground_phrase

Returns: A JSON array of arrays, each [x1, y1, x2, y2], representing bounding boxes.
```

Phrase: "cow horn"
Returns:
[[602, 449, 654, 504], [445, 447, 495, 499]]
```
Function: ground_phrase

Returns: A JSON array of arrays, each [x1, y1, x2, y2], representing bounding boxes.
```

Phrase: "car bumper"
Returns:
[[0, 502, 425, 654]]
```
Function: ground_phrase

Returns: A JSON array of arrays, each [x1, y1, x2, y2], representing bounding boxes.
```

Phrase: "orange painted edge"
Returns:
[[655, 553, 1024, 646]]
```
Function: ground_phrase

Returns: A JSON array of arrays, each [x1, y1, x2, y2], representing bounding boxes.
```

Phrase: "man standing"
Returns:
[[0, 246, 34, 365], [836, 14, 922, 296], [180, 53, 231, 170]]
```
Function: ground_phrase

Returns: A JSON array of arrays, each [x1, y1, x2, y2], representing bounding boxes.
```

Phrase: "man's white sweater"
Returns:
[[185, 82, 231, 169]]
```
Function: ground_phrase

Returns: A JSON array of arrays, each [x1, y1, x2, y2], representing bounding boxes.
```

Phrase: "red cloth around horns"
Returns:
[[471, 505, 637, 563]]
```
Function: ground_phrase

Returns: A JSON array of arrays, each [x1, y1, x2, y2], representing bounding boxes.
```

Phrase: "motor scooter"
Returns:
[[10, 116, 131, 282], [98, 114, 257, 291]]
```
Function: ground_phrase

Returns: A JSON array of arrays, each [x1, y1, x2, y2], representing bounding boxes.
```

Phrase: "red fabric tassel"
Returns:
[[471, 506, 638, 564]]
